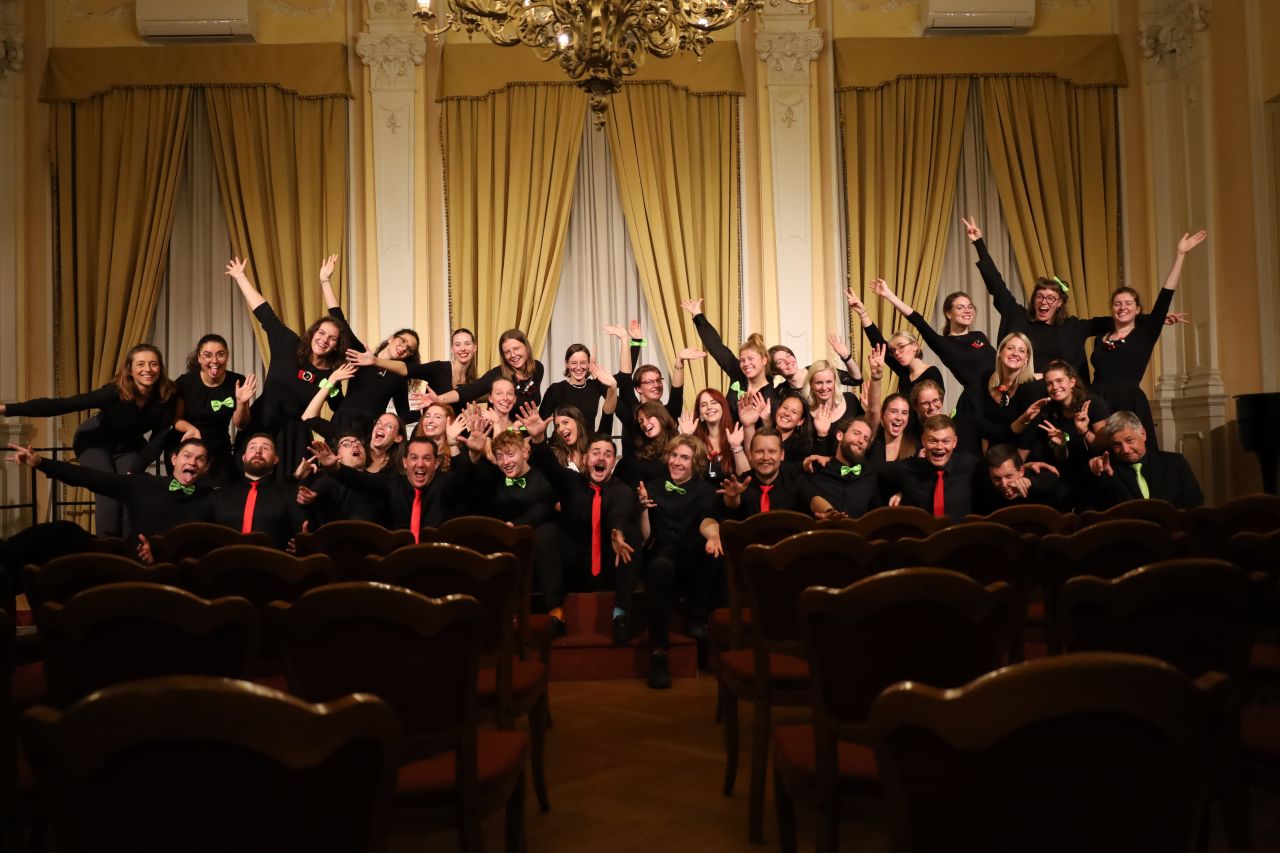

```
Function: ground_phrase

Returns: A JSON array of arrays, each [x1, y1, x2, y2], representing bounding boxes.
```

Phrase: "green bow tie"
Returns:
[[729, 381, 743, 394], [664, 480, 687, 495], [168, 479, 195, 496], [840, 464, 862, 477], [210, 396, 235, 412], [505, 476, 527, 488]]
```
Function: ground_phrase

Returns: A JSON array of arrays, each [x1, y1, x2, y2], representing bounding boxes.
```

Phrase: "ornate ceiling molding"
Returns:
[[756, 29, 823, 86], [356, 31, 427, 90]]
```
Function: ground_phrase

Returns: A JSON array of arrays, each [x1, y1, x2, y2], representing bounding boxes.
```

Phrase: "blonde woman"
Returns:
[[849, 282, 946, 400]]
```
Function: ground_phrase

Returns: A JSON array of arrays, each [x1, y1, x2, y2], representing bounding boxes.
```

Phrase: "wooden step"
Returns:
[[549, 591, 698, 681]]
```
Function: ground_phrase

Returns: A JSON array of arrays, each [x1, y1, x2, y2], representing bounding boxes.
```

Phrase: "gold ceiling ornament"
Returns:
[[414, 0, 800, 127]]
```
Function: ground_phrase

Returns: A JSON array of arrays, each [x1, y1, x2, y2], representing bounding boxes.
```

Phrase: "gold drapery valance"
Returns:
[[834, 35, 1127, 90], [40, 43, 352, 102], [437, 41, 745, 100]]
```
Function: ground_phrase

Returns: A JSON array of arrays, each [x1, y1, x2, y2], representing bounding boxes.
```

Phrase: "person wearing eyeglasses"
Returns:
[[293, 431, 383, 526], [605, 320, 703, 469], [172, 334, 257, 487], [847, 282, 946, 402]]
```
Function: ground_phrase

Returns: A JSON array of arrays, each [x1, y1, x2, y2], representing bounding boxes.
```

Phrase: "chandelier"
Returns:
[[413, 0, 782, 127]]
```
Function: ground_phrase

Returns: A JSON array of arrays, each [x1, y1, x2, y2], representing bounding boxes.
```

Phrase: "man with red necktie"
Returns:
[[208, 433, 305, 549], [881, 415, 980, 520]]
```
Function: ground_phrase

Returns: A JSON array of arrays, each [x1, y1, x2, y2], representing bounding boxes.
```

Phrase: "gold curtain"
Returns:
[[442, 85, 586, 367], [51, 88, 192, 405], [979, 77, 1120, 321], [203, 87, 349, 359], [839, 78, 969, 386], [605, 83, 740, 398]]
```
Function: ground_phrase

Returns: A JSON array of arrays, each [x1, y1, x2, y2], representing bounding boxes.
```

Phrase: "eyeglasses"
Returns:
[[338, 439, 362, 449], [639, 378, 663, 387], [1033, 293, 1062, 304]]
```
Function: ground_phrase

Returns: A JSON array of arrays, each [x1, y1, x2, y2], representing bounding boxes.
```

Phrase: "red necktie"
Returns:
[[240, 481, 258, 534], [590, 484, 603, 577], [410, 488, 423, 543], [932, 470, 946, 518], [759, 483, 773, 513]]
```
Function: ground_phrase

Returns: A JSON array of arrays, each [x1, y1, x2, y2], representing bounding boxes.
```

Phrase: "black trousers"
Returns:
[[645, 544, 716, 650], [560, 530, 639, 611]]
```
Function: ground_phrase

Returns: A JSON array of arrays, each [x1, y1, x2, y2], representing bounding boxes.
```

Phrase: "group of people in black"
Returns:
[[2, 220, 1208, 688]]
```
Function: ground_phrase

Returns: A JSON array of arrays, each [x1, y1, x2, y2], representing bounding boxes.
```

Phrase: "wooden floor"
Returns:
[[391, 673, 1280, 853]]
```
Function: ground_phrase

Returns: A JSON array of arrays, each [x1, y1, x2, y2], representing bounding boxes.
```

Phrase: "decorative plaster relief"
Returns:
[[66, 0, 135, 21], [756, 30, 823, 86], [260, 0, 340, 15], [356, 32, 427, 90], [1, 0, 21, 81], [368, 0, 420, 18], [1141, 0, 1211, 67]]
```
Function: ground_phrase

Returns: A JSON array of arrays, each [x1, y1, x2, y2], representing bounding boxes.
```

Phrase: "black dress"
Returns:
[[972, 237, 1111, 380], [540, 378, 610, 431], [248, 302, 345, 473], [452, 362, 546, 410], [905, 312, 992, 414], [174, 370, 246, 485], [328, 307, 411, 436], [693, 313, 779, 421], [1087, 287, 1175, 449], [861, 321, 946, 401]]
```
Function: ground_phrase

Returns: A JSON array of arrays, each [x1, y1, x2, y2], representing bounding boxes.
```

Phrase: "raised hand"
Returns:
[[716, 474, 751, 501], [589, 361, 617, 387], [1089, 454, 1114, 478], [637, 482, 657, 509], [445, 412, 468, 444], [812, 401, 834, 437], [309, 439, 338, 469], [328, 362, 357, 385], [801, 454, 830, 473], [1073, 399, 1092, 435], [601, 323, 627, 340], [5, 443, 39, 467], [844, 288, 866, 312], [677, 347, 707, 362], [610, 529, 634, 566], [628, 319, 644, 340], [726, 421, 745, 451], [868, 343, 886, 380], [1164, 312, 1191, 326], [234, 374, 258, 405], [1037, 420, 1067, 448], [1019, 396, 1052, 425], [961, 216, 983, 243], [345, 348, 376, 367], [678, 410, 698, 436], [409, 387, 437, 411], [319, 253, 339, 283], [869, 277, 889, 298], [1178, 229, 1207, 255], [517, 402, 548, 438], [738, 391, 764, 428], [1025, 461, 1061, 478], [465, 412, 492, 453], [224, 257, 248, 281], [827, 332, 851, 361], [680, 297, 704, 316]]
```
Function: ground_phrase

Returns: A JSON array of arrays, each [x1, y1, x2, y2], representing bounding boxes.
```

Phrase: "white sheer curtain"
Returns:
[[543, 119, 671, 395], [151, 97, 261, 390], [931, 86, 1022, 409]]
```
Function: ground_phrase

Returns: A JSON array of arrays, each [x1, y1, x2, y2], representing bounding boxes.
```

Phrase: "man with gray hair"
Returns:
[[1088, 411, 1203, 508]]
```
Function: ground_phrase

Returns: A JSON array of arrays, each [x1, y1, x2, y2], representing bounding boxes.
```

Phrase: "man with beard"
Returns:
[[294, 431, 382, 525], [881, 415, 980, 520], [526, 410, 642, 645], [978, 443, 1072, 513], [208, 433, 305, 548], [1087, 411, 1203, 509], [637, 433, 719, 688], [806, 417, 881, 517], [6, 439, 213, 554]]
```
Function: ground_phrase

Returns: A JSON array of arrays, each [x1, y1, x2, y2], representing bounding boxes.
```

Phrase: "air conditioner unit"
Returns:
[[921, 0, 1035, 32], [136, 0, 257, 40]]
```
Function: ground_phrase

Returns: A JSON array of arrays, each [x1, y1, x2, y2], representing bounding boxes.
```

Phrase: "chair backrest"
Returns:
[[1226, 529, 1280, 579], [292, 521, 415, 579], [740, 530, 884, 657], [185, 546, 337, 610], [148, 522, 273, 563], [834, 506, 951, 543], [893, 523, 1036, 592], [1038, 519, 1190, 652], [22, 555, 184, 626], [1059, 558, 1265, 681], [963, 505, 1075, 537], [1183, 495, 1280, 556], [19, 675, 401, 853], [275, 584, 484, 758], [1075, 498, 1182, 531], [719, 511, 815, 639], [39, 583, 259, 707], [799, 569, 1016, 737], [869, 653, 1227, 853]]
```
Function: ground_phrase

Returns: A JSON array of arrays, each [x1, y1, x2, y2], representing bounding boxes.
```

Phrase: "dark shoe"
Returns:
[[550, 615, 567, 640], [613, 612, 631, 645], [684, 620, 708, 640], [648, 652, 672, 689]]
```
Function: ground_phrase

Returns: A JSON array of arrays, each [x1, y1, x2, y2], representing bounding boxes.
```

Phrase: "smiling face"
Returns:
[[198, 341, 228, 385], [888, 334, 917, 367], [494, 442, 531, 479], [811, 369, 836, 404], [667, 442, 695, 483], [739, 348, 765, 380], [336, 435, 367, 468], [241, 436, 278, 477], [554, 415, 580, 446], [169, 444, 209, 486], [417, 406, 448, 439], [382, 332, 419, 361], [771, 349, 798, 379], [988, 458, 1024, 500], [1109, 426, 1148, 465], [838, 421, 873, 464], [1111, 292, 1139, 324], [131, 350, 161, 391], [883, 398, 910, 438], [501, 338, 528, 372], [639, 413, 663, 439], [749, 434, 783, 481], [775, 397, 805, 432], [636, 369, 664, 403], [915, 387, 944, 419], [402, 439, 440, 488], [922, 426, 957, 469], [999, 337, 1030, 374], [490, 379, 516, 415], [1032, 285, 1063, 323], [586, 440, 616, 485], [697, 391, 723, 426], [1045, 368, 1075, 404], [945, 295, 976, 332], [370, 414, 403, 451], [565, 350, 590, 383], [311, 321, 341, 361], [452, 331, 476, 365]]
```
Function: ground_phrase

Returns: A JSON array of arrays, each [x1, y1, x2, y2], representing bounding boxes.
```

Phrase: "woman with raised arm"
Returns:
[[225, 256, 351, 472], [975, 333, 1046, 431], [1020, 359, 1111, 495], [691, 388, 748, 485], [807, 359, 867, 456], [412, 402, 467, 470], [768, 342, 863, 401], [870, 278, 993, 403], [1085, 230, 1206, 448], [172, 334, 256, 486], [848, 283, 946, 401], [388, 328, 479, 416], [538, 344, 619, 431], [605, 320, 702, 460], [682, 296, 777, 422], [618, 401, 679, 487], [1, 344, 179, 536], [434, 329, 545, 410]]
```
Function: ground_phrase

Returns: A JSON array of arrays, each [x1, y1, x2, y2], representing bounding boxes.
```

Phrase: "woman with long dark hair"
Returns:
[[435, 329, 545, 410], [2, 343, 179, 535], [173, 333, 256, 485]]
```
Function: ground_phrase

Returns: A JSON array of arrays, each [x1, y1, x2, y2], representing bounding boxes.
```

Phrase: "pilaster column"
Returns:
[[0, 0, 27, 533], [756, 4, 822, 365], [356, 1, 427, 337], [1140, 0, 1230, 498]]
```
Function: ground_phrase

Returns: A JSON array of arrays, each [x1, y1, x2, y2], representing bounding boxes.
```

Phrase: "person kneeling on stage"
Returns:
[[6, 438, 213, 560], [979, 443, 1072, 513], [1088, 411, 1204, 509], [637, 434, 719, 689]]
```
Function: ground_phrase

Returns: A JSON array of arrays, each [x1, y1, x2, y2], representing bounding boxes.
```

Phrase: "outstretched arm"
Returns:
[[225, 257, 266, 312], [319, 254, 340, 311], [963, 217, 1021, 319], [683, 297, 746, 385]]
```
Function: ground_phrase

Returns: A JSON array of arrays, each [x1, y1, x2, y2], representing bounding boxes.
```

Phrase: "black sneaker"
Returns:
[[612, 612, 631, 645], [648, 652, 672, 689], [550, 615, 567, 640]]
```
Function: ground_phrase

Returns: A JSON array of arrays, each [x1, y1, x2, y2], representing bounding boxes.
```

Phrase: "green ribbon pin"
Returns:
[[1053, 275, 1070, 294], [631, 338, 647, 346], [840, 464, 862, 477], [318, 378, 340, 398], [505, 476, 527, 488], [210, 396, 235, 412], [168, 479, 195, 496], [664, 480, 687, 495], [729, 381, 743, 394]]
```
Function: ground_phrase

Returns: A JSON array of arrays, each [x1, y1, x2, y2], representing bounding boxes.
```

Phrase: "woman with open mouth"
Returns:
[[538, 344, 620, 432], [172, 333, 256, 486], [435, 328, 546, 411], [226, 255, 352, 474], [682, 296, 778, 423], [849, 282, 947, 404], [1, 343, 178, 536]]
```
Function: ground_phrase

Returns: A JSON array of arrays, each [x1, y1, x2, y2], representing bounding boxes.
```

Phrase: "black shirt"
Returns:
[[1088, 287, 1175, 388], [974, 470, 1073, 515], [725, 467, 817, 519], [175, 371, 246, 457], [332, 458, 471, 532], [467, 457, 558, 527], [35, 458, 212, 539], [9, 384, 177, 472], [809, 457, 881, 517], [862, 321, 947, 401], [208, 475, 306, 549], [1090, 450, 1205, 510], [249, 302, 345, 431], [881, 453, 981, 520], [906, 311, 994, 391], [302, 471, 384, 525], [540, 378, 609, 430], [532, 443, 642, 561], [328, 307, 411, 434], [643, 475, 719, 555], [452, 363, 546, 409], [693, 313, 780, 421]]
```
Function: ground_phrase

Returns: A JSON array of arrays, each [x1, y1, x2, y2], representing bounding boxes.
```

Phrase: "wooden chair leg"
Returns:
[[815, 803, 838, 853], [530, 693, 551, 814], [461, 814, 483, 853], [504, 772, 526, 853], [774, 767, 797, 853], [721, 680, 740, 796], [749, 698, 771, 844]]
